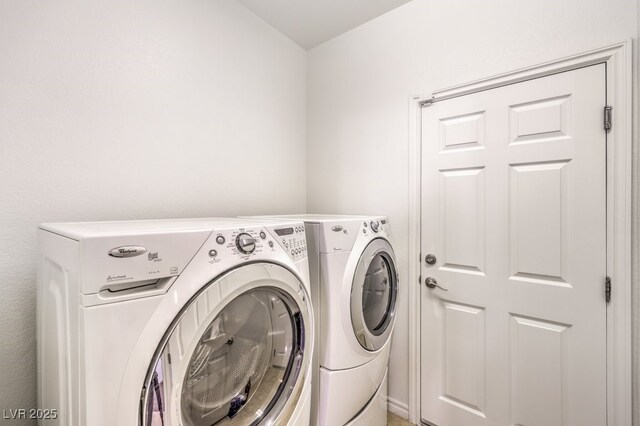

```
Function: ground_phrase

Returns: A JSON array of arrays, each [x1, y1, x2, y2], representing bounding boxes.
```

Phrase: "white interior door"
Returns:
[[420, 64, 607, 426]]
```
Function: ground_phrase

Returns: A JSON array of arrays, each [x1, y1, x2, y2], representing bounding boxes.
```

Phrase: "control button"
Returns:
[[268, 241, 274, 248], [236, 233, 256, 254], [259, 231, 266, 239], [370, 221, 380, 233], [208, 249, 218, 258], [216, 235, 225, 245], [363, 221, 368, 227]]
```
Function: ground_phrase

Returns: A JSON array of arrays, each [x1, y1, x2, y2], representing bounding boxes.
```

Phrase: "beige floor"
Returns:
[[387, 411, 414, 425]]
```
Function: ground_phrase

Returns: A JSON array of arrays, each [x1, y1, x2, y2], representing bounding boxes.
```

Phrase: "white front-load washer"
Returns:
[[246, 215, 399, 426], [37, 218, 314, 426]]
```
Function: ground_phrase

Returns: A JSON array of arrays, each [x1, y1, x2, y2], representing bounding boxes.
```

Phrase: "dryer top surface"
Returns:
[[247, 214, 386, 224]]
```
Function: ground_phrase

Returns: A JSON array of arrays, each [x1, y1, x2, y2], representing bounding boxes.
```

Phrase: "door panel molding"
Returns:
[[408, 41, 633, 425]]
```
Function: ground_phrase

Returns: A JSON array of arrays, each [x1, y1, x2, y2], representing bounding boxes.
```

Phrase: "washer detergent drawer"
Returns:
[[318, 353, 388, 426], [346, 370, 387, 426]]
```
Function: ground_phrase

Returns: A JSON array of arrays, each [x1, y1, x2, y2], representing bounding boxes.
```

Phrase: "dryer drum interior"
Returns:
[[142, 285, 305, 426], [362, 252, 394, 334], [351, 238, 398, 351]]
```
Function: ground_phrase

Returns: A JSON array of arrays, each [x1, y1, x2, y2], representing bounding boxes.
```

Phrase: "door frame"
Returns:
[[407, 41, 633, 425]]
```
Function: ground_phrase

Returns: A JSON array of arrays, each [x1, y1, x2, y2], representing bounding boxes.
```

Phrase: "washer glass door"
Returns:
[[351, 238, 398, 351], [141, 267, 308, 426]]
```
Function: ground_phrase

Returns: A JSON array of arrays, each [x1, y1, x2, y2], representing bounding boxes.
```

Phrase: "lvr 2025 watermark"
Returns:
[[2, 409, 58, 420]]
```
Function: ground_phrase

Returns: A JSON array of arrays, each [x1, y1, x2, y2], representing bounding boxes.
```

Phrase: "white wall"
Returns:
[[0, 0, 306, 416], [307, 0, 638, 414], [634, 1, 640, 423]]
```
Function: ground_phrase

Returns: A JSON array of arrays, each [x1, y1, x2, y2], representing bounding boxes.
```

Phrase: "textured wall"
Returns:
[[0, 0, 306, 420], [306, 0, 638, 414]]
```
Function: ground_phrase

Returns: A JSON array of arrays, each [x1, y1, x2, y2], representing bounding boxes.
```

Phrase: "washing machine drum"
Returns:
[[141, 265, 309, 426]]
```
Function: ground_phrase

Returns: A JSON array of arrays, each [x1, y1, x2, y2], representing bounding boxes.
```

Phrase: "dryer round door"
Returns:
[[141, 263, 311, 426], [350, 238, 398, 351]]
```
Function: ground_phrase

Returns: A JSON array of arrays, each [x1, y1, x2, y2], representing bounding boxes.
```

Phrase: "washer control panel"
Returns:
[[210, 228, 265, 261], [205, 223, 307, 263], [236, 233, 256, 254], [271, 224, 307, 261]]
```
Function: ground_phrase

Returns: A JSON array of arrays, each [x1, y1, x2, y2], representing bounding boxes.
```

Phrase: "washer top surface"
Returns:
[[40, 217, 301, 240]]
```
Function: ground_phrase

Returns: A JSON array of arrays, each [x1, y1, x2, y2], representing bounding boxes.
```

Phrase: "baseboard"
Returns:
[[387, 396, 409, 419]]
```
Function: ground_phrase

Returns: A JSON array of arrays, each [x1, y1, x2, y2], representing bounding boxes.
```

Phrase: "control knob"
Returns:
[[236, 233, 256, 254], [370, 221, 380, 232]]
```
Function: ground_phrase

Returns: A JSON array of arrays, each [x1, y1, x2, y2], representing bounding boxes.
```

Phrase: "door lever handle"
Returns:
[[424, 277, 448, 291]]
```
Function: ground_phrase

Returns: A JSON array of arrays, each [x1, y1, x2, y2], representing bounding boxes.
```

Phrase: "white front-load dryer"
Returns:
[[246, 215, 399, 426], [37, 218, 314, 426]]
